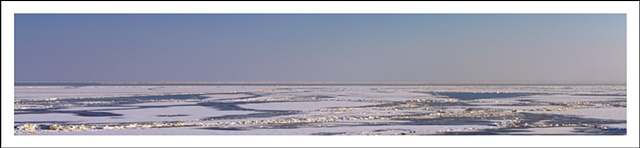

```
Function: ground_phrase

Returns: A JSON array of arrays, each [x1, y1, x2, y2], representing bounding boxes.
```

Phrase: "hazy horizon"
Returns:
[[13, 80, 626, 85], [15, 14, 626, 82]]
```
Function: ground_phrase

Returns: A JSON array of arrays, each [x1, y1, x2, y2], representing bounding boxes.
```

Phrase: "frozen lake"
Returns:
[[14, 83, 627, 135]]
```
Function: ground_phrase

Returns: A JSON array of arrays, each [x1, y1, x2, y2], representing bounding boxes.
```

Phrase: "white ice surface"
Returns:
[[507, 127, 590, 135], [15, 113, 108, 123], [55, 106, 137, 111], [468, 105, 565, 110], [201, 94, 254, 101], [238, 101, 374, 111], [107, 106, 256, 123], [529, 107, 626, 120], [262, 89, 437, 102], [122, 101, 198, 107], [14, 86, 273, 100], [35, 124, 496, 135], [602, 123, 627, 128], [14, 85, 626, 135], [16, 101, 259, 124]]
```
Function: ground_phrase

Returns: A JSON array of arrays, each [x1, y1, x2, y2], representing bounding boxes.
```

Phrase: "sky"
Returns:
[[14, 14, 626, 83]]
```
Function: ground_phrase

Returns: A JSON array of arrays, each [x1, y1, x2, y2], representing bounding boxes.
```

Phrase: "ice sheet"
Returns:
[[529, 107, 626, 121], [14, 84, 626, 135], [238, 101, 374, 111]]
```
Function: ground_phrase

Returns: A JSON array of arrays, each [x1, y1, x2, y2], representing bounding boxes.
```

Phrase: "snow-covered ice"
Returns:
[[238, 101, 374, 111], [14, 84, 626, 135]]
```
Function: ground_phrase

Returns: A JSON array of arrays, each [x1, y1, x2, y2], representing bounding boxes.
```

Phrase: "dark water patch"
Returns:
[[355, 102, 401, 108], [544, 118, 626, 125], [481, 102, 553, 106], [14, 108, 58, 113], [197, 102, 250, 111], [355, 100, 475, 109], [200, 127, 247, 131], [82, 94, 207, 102], [518, 113, 626, 126], [15, 109, 125, 117], [311, 132, 347, 135], [572, 127, 626, 135], [431, 92, 539, 100], [16, 110, 123, 117], [198, 97, 314, 111], [202, 111, 298, 120], [211, 93, 263, 102], [118, 103, 194, 110], [19, 94, 210, 109], [15, 104, 198, 115], [573, 94, 626, 96], [422, 101, 476, 106], [156, 114, 189, 117], [298, 95, 334, 99], [518, 113, 573, 124], [371, 128, 414, 132], [130, 103, 204, 109], [260, 123, 310, 129], [14, 110, 57, 115], [75, 111, 123, 117], [138, 105, 173, 109]]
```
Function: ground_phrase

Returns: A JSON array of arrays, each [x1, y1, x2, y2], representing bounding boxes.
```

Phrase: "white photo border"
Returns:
[[2, 1, 638, 147]]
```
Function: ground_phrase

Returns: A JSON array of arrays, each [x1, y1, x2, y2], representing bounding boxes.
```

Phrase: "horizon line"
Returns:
[[13, 80, 627, 85]]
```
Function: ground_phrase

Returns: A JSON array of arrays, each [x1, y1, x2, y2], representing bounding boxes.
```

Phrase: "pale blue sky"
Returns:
[[14, 14, 626, 82]]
